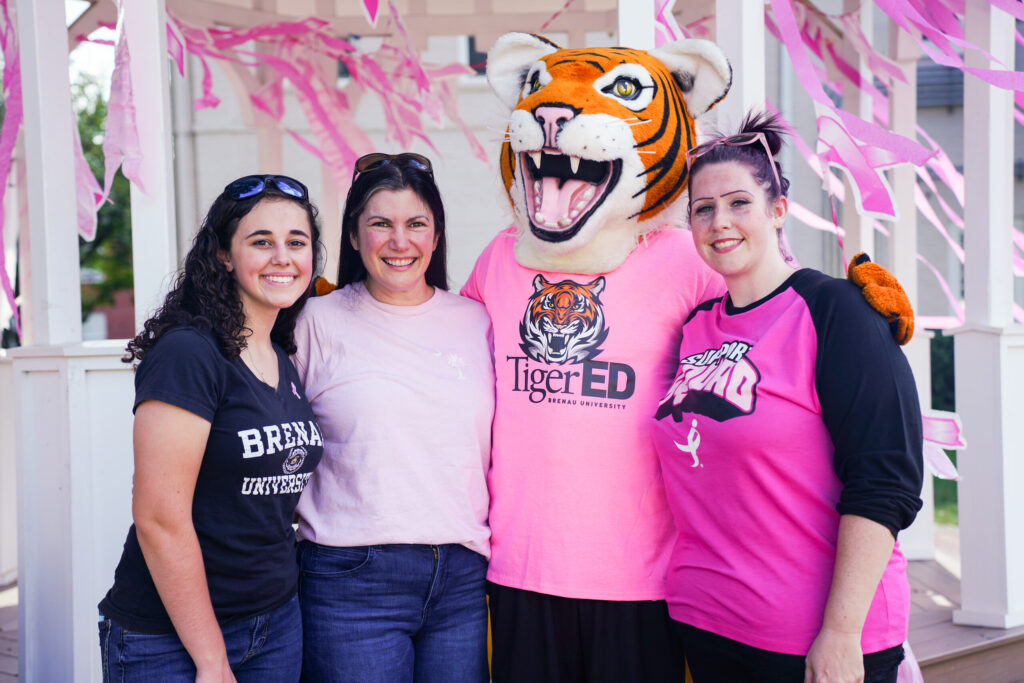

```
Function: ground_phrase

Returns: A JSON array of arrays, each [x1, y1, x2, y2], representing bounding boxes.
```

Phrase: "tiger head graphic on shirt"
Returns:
[[486, 33, 732, 274], [519, 274, 609, 365]]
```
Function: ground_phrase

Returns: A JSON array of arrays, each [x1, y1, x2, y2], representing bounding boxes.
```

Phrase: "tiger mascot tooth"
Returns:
[[488, 32, 732, 273]]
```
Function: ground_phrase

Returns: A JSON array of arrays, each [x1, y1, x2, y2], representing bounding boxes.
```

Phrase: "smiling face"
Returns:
[[351, 188, 438, 306], [222, 198, 315, 327], [688, 160, 792, 306]]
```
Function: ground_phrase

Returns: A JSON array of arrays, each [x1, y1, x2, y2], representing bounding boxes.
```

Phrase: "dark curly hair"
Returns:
[[687, 110, 791, 201], [124, 180, 322, 364], [337, 156, 449, 291]]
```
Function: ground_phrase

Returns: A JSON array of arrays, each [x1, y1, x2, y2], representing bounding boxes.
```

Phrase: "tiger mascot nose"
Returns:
[[534, 105, 576, 149]]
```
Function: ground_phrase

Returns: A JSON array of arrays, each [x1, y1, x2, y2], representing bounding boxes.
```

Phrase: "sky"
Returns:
[[66, 0, 115, 96]]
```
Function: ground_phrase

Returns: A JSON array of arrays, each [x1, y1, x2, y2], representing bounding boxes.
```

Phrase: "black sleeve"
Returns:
[[803, 275, 924, 537], [133, 327, 224, 422]]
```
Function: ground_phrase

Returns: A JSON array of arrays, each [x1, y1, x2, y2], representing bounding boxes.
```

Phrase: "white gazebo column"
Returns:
[[618, 0, 653, 49], [125, 0, 178, 327], [887, 27, 934, 560], [0, 140, 26, 586], [10, 1, 125, 680], [715, 0, 765, 126], [839, 0, 874, 259], [952, 0, 1024, 628]]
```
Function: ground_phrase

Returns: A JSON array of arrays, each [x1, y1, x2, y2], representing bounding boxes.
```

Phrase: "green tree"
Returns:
[[74, 74, 133, 319]]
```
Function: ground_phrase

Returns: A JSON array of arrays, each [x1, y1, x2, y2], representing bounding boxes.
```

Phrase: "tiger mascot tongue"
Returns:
[[487, 32, 731, 273]]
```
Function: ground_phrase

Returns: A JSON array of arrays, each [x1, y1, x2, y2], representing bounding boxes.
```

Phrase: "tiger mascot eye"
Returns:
[[487, 32, 732, 274]]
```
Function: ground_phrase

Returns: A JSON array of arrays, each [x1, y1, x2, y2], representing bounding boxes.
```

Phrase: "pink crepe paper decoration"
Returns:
[[102, 2, 146, 198], [166, 20, 186, 77], [164, 6, 487, 192], [0, 0, 21, 337], [921, 410, 965, 480], [72, 121, 101, 241], [361, 0, 381, 27], [816, 115, 901, 219], [655, 0, 685, 47], [540, 0, 579, 31], [917, 253, 965, 326], [681, 16, 714, 40]]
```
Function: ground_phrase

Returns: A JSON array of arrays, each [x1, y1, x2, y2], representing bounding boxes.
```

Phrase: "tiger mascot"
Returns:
[[459, 32, 914, 682]]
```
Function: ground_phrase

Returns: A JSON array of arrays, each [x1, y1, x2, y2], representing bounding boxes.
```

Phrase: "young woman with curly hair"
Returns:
[[98, 175, 324, 682]]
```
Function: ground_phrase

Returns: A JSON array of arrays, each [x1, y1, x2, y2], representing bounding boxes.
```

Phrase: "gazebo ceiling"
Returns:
[[68, 0, 730, 52]]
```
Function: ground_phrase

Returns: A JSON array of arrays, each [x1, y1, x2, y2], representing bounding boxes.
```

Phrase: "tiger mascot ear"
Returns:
[[487, 33, 561, 109], [486, 33, 731, 274]]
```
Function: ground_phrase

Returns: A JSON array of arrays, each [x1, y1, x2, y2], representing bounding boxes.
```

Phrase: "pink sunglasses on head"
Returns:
[[685, 131, 782, 192]]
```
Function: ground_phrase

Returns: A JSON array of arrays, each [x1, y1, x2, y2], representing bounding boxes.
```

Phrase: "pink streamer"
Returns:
[[922, 410, 965, 480], [72, 122, 100, 241], [817, 115, 900, 219], [836, 11, 906, 85], [166, 20, 186, 77], [163, 8, 485, 194], [102, 2, 146, 197], [897, 640, 925, 683], [914, 185, 965, 261], [768, 0, 935, 228], [917, 253, 965, 324], [916, 126, 964, 206], [654, 0, 685, 47], [361, 0, 381, 27], [787, 200, 845, 237], [540, 0, 579, 31], [922, 411, 967, 449], [0, 0, 20, 337]]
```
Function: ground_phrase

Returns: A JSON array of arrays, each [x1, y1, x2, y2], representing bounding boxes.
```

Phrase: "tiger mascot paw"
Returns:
[[847, 253, 915, 345], [487, 33, 731, 274], [314, 276, 337, 296]]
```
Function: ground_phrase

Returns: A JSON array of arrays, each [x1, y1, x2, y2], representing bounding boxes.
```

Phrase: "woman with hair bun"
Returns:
[[98, 175, 323, 681], [651, 112, 923, 683]]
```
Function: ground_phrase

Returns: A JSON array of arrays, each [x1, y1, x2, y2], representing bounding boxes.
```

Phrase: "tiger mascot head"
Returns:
[[487, 33, 731, 274], [520, 274, 608, 365]]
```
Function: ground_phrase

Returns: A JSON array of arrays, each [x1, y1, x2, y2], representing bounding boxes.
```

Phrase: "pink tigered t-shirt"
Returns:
[[651, 269, 923, 655], [462, 226, 723, 600]]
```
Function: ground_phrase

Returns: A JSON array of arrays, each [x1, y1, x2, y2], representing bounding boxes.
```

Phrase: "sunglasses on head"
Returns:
[[685, 131, 781, 192], [353, 152, 433, 180], [224, 174, 309, 201]]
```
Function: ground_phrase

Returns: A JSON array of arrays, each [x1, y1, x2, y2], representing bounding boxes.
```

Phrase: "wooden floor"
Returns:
[[908, 559, 1024, 682]]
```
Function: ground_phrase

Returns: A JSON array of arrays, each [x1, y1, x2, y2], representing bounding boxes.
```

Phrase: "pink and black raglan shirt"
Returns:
[[651, 268, 923, 655]]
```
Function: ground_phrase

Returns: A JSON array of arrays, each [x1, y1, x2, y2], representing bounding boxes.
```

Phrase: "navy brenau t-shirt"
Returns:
[[99, 326, 323, 633]]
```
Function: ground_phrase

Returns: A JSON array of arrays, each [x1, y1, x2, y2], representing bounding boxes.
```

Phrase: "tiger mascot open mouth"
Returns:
[[487, 33, 732, 274]]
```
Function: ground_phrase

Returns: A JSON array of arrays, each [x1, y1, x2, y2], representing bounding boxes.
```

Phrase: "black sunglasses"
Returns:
[[353, 153, 433, 180], [224, 174, 309, 201]]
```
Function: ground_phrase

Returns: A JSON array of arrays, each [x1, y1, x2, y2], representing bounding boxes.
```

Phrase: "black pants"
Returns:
[[487, 582, 685, 683], [675, 622, 904, 683]]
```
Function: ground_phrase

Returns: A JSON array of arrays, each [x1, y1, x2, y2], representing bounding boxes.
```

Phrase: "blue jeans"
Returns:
[[98, 593, 302, 682], [298, 542, 489, 683]]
